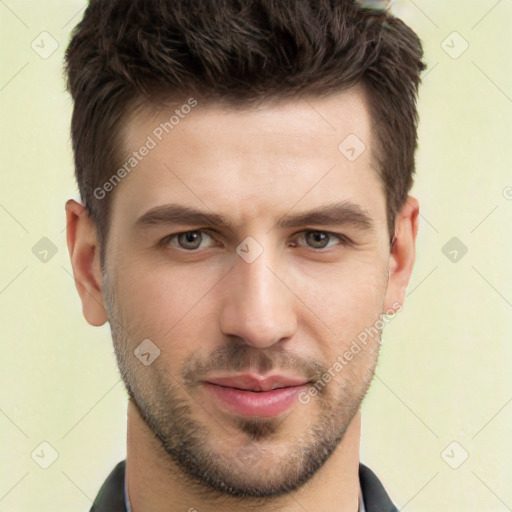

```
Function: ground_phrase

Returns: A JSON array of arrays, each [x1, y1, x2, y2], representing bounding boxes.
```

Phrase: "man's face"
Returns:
[[102, 88, 396, 497]]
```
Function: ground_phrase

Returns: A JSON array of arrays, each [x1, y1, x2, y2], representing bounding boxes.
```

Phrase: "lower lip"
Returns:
[[204, 383, 307, 417]]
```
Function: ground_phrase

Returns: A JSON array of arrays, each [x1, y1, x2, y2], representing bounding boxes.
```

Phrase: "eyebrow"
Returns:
[[134, 201, 374, 232]]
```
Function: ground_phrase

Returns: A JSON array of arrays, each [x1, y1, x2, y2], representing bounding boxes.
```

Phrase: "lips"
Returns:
[[203, 374, 309, 417], [204, 374, 309, 392]]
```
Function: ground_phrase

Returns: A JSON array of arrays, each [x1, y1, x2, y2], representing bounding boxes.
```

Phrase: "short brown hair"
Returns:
[[64, 0, 425, 264]]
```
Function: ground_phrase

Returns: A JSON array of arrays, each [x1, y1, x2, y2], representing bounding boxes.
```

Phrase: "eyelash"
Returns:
[[159, 229, 353, 251]]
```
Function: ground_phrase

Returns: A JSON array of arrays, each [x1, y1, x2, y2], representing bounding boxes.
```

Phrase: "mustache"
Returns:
[[181, 343, 326, 385]]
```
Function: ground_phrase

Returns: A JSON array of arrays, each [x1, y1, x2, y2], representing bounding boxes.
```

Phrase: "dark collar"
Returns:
[[90, 460, 397, 512], [359, 463, 398, 512], [89, 460, 126, 512]]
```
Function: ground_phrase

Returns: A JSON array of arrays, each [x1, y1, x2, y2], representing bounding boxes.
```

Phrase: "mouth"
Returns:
[[203, 374, 310, 417]]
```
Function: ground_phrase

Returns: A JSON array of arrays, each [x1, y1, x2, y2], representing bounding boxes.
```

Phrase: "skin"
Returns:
[[66, 85, 419, 512]]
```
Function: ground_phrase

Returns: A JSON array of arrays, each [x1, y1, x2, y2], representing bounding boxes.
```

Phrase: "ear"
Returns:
[[65, 199, 108, 326], [383, 196, 419, 313]]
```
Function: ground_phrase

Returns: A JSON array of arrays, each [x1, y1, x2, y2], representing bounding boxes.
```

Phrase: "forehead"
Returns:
[[111, 87, 385, 232]]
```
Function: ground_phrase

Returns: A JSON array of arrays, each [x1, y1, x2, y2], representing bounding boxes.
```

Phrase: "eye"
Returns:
[[162, 230, 215, 251], [296, 230, 347, 250]]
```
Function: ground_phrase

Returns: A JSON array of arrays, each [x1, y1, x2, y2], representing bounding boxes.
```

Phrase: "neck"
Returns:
[[126, 400, 361, 512]]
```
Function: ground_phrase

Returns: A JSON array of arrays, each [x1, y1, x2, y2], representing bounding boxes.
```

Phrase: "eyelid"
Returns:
[[160, 229, 216, 250], [160, 228, 353, 251], [293, 230, 353, 249]]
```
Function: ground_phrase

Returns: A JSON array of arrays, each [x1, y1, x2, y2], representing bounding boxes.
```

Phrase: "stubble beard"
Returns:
[[103, 273, 381, 500]]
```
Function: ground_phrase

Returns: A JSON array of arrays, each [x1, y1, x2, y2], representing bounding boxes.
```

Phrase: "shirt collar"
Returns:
[[124, 471, 132, 512], [124, 474, 365, 512], [359, 482, 366, 512]]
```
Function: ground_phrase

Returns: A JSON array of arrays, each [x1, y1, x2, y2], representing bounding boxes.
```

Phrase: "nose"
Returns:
[[219, 247, 297, 349]]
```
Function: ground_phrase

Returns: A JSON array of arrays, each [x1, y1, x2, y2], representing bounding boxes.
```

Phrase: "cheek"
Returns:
[[110, 244, 388, 362], [111, 256, 224, 345], [290, 254, 388, 332]]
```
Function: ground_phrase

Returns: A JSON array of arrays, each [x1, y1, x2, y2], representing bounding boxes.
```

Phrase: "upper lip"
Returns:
[[204, 374, 309, 392]]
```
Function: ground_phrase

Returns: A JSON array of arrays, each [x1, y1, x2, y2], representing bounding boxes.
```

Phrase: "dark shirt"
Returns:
[[90, 460, 398, 512]]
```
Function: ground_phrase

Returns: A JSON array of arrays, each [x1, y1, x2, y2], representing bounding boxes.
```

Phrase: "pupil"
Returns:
[[181, 232, 201, 248], [308, 231, 327, 247]]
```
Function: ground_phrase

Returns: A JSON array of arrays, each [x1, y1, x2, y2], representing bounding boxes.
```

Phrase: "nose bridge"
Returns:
[[220, 245, 296, 348]]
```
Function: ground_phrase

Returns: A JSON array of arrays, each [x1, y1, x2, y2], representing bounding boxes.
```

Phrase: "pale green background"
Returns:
[[1, 1, 511, 510]]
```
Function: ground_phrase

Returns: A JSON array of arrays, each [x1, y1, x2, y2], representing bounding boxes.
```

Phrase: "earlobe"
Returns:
[[65, 199, 108, 326], [383, 196, 419, 313]]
